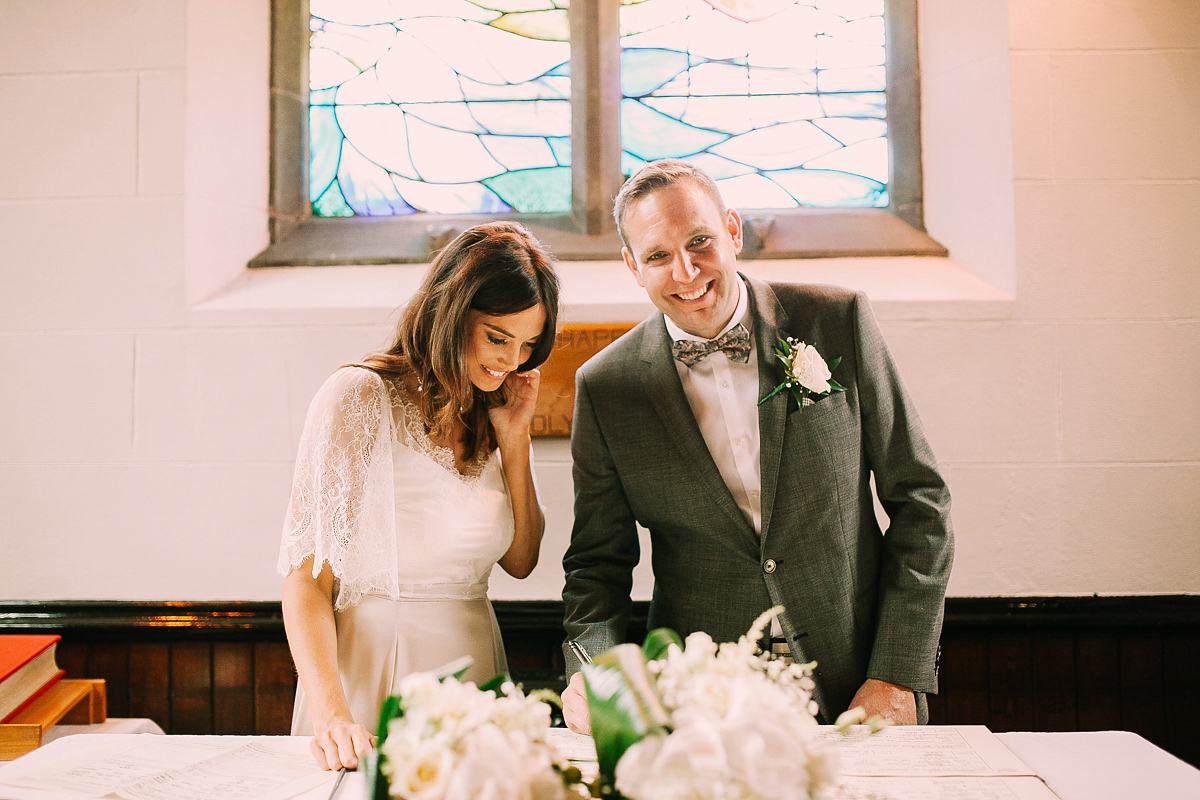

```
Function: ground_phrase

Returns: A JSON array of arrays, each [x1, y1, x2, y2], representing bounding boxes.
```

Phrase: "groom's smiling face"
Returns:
[[620, 179, 743, 340]]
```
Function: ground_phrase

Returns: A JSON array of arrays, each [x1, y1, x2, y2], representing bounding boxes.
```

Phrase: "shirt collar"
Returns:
[[664, 276, 751, 344]]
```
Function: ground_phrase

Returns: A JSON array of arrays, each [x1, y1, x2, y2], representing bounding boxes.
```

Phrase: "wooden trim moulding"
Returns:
[[1, 598, 1198, 640]]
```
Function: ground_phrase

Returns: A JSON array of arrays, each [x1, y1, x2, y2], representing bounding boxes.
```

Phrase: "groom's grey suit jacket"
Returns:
[[562, 277, 954, 722]]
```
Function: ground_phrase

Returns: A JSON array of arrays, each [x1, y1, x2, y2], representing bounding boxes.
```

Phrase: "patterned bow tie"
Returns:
[[672, 323, 751, 367]]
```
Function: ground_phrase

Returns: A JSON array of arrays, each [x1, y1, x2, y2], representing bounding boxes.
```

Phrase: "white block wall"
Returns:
[[0, 0, 1197, 602]]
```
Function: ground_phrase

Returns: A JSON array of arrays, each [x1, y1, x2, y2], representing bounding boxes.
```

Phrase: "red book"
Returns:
[[0, 634, 65, 723]]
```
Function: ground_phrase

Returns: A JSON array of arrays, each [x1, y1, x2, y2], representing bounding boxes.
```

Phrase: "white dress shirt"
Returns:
[[664, 278, 762, 535]]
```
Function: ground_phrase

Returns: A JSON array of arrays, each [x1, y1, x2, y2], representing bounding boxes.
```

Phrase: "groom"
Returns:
[[560, 160, 953, 730]]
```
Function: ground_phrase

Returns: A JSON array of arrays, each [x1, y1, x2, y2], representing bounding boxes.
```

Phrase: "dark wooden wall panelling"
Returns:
[[3, 598, 1197, 767]]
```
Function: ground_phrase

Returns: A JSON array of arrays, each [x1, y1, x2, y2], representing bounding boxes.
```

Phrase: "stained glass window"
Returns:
[[309, 0, 889, 219], [620, 0, 887, 209], [309, 0, 572, 217]]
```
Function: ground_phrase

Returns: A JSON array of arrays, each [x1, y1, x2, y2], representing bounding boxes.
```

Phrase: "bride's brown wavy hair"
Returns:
[[356, 222, 559, 462]]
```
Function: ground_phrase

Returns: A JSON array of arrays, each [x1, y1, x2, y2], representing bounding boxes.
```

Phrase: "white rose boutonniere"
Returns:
[[759, 336, 846, 411]]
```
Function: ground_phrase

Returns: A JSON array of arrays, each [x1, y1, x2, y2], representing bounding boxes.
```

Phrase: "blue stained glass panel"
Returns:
[[621, 48, 690, 97], [310, 2, 571, 216], [620, 0, 889, 209], [311, 0, 891, 217], [622, 98, 730, 161], [548, 136, 571, 166], [767, 168, 885, 206], [309, 105, 343, 202], [339, 144, 417, 216]]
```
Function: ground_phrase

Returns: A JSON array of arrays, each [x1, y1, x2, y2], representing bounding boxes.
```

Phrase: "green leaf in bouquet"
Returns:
[[433, 655, 474, 682], [642, 627, 683, 662], [479, 672, 512, 694], [374, 694, 402, 743], [369, 692, 404, 800], [583, 643, 670, 790], [363, 749, 389, 800]]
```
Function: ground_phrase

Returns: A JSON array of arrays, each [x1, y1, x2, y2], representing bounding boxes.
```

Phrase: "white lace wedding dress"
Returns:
[[278, 367, 515, 734]]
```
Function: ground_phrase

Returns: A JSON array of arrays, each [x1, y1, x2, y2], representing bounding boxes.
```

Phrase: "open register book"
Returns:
[[547, 724, 1062, 800]]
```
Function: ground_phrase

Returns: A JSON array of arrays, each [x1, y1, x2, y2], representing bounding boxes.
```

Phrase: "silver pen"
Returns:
[[326, 767, 348, 800], [567, 638, 592, 665]]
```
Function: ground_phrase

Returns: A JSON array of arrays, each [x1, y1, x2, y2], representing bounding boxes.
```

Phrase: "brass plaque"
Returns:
[[531, 324, 635, 437]]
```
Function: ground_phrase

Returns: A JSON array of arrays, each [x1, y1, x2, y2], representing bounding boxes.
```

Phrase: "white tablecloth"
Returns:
[[40, 718, 164, 747], [0, 729, 1197, 800], [996, 731, 1200, 800]]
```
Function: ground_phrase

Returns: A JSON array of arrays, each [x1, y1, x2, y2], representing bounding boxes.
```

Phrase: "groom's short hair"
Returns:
[[613, 159, 726, 252]]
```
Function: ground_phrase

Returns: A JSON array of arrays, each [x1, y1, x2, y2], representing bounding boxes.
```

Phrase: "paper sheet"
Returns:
[[544, 728, 597, 762], [4, 736, 334, 800], [4, 736, 229, 795], [822, 725, 1037, 777], [839, 776, 1060, 800]]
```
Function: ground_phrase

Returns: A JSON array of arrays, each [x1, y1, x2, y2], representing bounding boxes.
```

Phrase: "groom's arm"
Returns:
[[561, 369, 641, 673], [853, 292, 954, 697]]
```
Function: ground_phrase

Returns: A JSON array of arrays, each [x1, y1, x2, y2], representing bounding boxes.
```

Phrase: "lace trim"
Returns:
[[387, 381, 490, 484]]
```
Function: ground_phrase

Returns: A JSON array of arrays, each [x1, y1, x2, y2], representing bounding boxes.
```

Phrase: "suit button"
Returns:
[[763, 559, 776, 574]]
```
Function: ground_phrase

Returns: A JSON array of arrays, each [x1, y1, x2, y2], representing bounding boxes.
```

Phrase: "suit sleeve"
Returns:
[[853, 293, 954, 694], [561, 370, 641, 673]]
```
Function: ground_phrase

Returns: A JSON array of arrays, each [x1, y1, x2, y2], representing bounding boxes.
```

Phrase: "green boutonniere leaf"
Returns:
[[759, 336, 846, 410]]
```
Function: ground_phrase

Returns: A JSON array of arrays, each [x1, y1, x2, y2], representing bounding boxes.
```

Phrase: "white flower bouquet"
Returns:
[[582, 608, 869, 800], [365, 663, 585, 800]]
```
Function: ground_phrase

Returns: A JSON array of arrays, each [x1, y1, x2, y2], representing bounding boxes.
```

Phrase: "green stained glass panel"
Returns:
[[482, 166, 572, 212], [620, 0, 889, 209], [310, 1, 571, 216], [313, 183, 355, 217]]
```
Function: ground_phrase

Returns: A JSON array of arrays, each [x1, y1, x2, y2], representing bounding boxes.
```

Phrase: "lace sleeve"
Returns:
[[278, 367, 399, 610]]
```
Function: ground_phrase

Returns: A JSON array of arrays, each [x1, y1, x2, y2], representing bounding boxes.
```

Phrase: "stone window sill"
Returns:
[[191, 256, 1012, 327]]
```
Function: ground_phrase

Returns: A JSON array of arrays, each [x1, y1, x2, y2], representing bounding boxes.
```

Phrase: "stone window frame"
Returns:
[[250, 0, 944, 267]]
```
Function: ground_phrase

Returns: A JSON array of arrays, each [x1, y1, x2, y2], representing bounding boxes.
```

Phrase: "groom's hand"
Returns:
[[562, 672, 592, 734], [848, 678, 917, 725]]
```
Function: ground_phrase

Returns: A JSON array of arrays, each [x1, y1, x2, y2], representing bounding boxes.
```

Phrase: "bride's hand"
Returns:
[[311, 716, 374, 770], [489, 368, 540, 450]]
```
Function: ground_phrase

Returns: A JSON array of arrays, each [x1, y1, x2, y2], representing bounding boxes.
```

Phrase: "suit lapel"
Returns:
[[639, 316, 757, 539], [749, 276, 790, 543]]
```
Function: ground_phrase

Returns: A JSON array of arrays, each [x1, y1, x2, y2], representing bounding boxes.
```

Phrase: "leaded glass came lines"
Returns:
[[620, 0, 888, 210], [309, 0, 571, 217], [309, 0, 889, 218]]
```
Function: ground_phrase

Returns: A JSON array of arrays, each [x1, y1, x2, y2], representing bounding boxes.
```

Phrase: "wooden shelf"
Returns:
[[0, 679, 106, 761]]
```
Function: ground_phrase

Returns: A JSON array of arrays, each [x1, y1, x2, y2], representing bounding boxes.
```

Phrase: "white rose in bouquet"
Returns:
[[790, 342, 833, 394], [375, 673, 580, 800], [386, 739, 455, 800]]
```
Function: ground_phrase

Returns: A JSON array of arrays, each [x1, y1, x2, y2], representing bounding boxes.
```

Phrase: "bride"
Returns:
[[278, 222, 559, 770]]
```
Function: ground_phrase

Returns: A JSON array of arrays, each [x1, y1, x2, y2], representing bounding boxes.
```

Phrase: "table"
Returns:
[[40, 718, 165, 747], [0, 729, 1197, 800], [996, 731, 1200, 800]]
